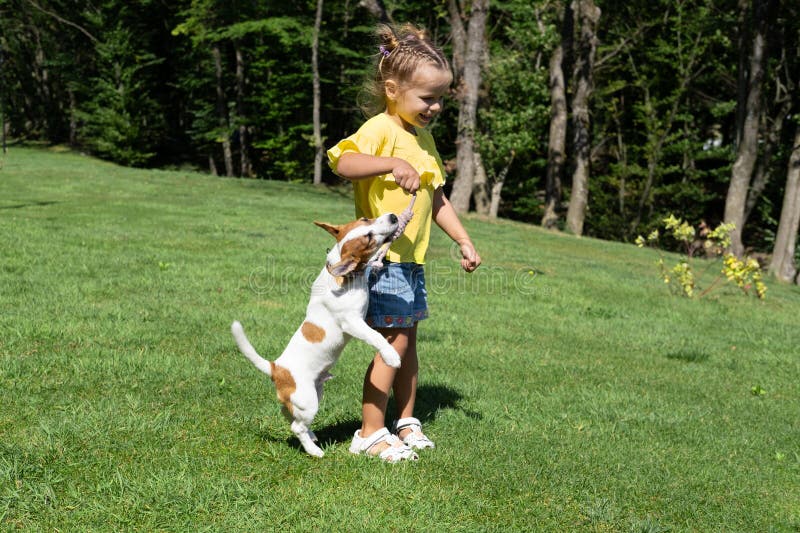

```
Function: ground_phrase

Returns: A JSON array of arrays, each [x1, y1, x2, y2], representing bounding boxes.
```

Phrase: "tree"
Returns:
[[77, 20, 164, 166], [565, 0, 600, 235], [358, 0, 392, 23], [626, 3, 716, 233], [542, 1, 571, 229], [724, 0, 774, 256], [742, 0, 798, 231], [476, 0, 551, 219], [581, 0, 741, 241], [245, 12, 316, 179], [769, 124, 800, 283], [234, 39, 252, 178], [449, 0, 490, 214], [174, 0, 236, 176], [312, 0, 324, 185], [1, 0, 95, 144]]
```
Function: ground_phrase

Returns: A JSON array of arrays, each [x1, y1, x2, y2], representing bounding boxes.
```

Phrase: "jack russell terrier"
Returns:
[[232, 200, 414, 457]]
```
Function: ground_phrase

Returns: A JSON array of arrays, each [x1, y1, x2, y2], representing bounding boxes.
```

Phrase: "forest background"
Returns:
[[1, 0, 799, 283]]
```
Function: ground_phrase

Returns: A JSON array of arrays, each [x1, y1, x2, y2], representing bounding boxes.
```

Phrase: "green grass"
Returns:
[[1, 146, 799, 531]]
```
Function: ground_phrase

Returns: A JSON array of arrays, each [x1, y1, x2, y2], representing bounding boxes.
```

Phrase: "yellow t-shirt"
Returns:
[[327, 113, 446, 264]]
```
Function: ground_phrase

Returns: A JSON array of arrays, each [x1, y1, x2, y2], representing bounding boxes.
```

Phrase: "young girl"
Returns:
[[327, 23, 481, 462]]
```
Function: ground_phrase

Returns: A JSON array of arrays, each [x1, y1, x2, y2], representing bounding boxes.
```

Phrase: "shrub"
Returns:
[[637, 215, 767, 299]]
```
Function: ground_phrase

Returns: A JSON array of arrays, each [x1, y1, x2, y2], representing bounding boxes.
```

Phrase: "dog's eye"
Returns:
[[360, 217, 369, 222]]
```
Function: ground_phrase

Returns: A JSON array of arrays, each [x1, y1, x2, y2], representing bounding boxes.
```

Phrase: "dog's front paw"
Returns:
[[380, 346, 401, 368]]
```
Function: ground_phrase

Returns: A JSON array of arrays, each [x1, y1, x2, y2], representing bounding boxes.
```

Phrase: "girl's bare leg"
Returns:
[[361, 325, 418, 440]]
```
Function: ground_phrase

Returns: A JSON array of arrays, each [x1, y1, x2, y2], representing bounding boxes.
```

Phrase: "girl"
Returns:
[[327, 23, 481, 462]]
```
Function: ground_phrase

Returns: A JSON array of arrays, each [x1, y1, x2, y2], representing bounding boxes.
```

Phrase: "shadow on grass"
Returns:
[[260, 382, 482, 452], [404, 383, 483, 423], [0, 201, 59, 210], [666, 350, 710, 363]]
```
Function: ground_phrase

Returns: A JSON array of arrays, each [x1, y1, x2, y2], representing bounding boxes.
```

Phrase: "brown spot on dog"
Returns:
[[301, 321, 326, 343], [269, 362, 296, 415], [341, 235, 379, 262]]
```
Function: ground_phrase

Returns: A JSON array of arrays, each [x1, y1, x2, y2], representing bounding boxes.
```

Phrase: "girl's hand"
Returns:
[[391, 159, 420, 194], [459, 241, 481, 272]]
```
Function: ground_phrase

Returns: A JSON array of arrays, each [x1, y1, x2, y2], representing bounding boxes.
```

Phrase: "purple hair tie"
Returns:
[[379, 45, 390, 57]]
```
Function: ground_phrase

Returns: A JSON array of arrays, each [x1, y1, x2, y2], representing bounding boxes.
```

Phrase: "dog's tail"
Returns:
[[231, 321, 273, 377]]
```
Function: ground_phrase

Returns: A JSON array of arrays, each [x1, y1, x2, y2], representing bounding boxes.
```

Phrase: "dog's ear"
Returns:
[[327, 236, 377, 277], [327, 256, 359, 277], [314, 221, 342, 239]]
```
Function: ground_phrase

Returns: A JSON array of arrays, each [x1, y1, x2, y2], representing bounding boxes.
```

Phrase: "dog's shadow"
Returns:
[[261, 383, 482, 452]]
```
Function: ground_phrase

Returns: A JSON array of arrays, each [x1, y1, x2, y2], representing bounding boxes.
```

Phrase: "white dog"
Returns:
[[231, 212, 405, 457]]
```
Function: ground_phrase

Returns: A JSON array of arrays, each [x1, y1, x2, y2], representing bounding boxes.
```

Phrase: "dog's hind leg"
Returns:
[[314, 372, 333, 410], [277, 404, 321, 451], [302, 372, 332, 444], [289, 388, 323, 457], [291, 418, 324, 457]]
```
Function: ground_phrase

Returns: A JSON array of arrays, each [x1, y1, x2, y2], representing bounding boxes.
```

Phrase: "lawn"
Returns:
[[1, 147, 799, 531]]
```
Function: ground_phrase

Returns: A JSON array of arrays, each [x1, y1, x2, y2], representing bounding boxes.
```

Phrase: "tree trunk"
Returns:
[[1, 94, 6, 154], [724, 0, 769, 256], [68, 88, 77, 146], [312, 0, 324, 185], [769, 126, 800, 283], [542, 2, 572, 229], [31, 24, 52, 138], [448, 0, 466, 81], [212, 42, 234, 177], [489, 150, 515, 219], [734, 0, 750, 150], [358, 0, 392, 23], [472, 151, 490, 215], [449, 0, 489, 214], [611, 100, 627, 218], [234, 41, 252, 177], [565, 0, 600, 236], [541, 40, 567, 228], [490, 180, 504, 219], [744, 95, 791, 225]]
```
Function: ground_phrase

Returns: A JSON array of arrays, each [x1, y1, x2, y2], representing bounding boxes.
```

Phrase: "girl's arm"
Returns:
[[433, 188, 481, 272], [335, 152, 420, 194]]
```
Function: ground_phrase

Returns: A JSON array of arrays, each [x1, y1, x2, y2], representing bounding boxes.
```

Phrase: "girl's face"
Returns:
[[386, 63, 452, 133]]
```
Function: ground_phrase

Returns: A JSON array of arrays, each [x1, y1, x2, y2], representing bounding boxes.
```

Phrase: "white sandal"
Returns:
[[349, 428, 418, 463], [391, 417, 435, 450]]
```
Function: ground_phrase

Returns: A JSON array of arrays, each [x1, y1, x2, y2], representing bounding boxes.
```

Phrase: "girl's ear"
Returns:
[[384, 79, 399, 101]]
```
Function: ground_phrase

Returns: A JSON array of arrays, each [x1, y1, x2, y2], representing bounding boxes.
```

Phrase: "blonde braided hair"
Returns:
[[359, 23, 452, 118]]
